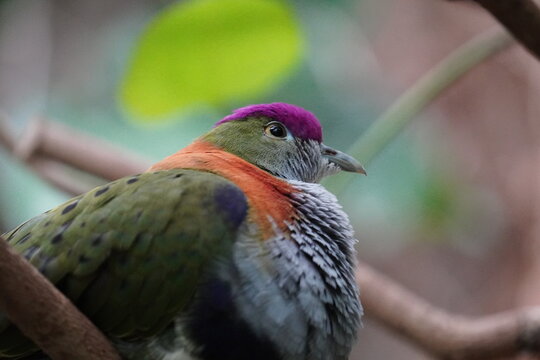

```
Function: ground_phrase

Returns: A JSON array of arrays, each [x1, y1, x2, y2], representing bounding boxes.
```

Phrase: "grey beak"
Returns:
[[321, 144, 366, 175]]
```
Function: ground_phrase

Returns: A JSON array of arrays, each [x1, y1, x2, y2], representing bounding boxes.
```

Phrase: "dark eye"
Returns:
[[264, 122, 288, 139]]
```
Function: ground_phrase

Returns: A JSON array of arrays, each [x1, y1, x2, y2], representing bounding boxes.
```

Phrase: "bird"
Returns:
[[0, 103, 364, 360]]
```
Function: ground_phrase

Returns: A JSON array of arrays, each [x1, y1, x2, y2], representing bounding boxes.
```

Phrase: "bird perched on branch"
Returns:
[[0, 103, 364, 360]]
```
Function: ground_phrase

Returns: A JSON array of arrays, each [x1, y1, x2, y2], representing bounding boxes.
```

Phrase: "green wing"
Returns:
[[0, 169, 247, 357]]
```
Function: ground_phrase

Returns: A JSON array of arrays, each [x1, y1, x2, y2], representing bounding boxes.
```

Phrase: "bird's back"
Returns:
[[0, 169, 248, 359]]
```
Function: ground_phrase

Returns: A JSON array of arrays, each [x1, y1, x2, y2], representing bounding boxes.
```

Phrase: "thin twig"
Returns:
[[323, 28, 513, 195], [0, 236, 121, 360]]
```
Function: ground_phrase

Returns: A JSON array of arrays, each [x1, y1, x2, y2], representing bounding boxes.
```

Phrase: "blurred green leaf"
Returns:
[[416, 175, 458, 236], [120, 0, 303, 120]]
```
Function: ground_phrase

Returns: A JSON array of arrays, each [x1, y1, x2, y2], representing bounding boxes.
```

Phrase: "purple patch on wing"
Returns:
[[214, 184, 247, 229], [214, 103, 323, 142]]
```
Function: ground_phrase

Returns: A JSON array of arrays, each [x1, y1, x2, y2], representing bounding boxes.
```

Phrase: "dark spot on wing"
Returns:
[[101, 196, 116, 207], [7, 230, 17, 241], [23, 246, 39, 260], [132, 233, 142, 247], [38, 257, 52, 275], [127, 177, 139, 184], [213, 184, 248, 229], [62, 201, 78, 215], [16, 233, 31, 245], [62, 219, 73, 229], [51, 233, 63, 245], [95, 186, 109, 196], [7, 222, 28, 241], [91, 235, 103, 247]]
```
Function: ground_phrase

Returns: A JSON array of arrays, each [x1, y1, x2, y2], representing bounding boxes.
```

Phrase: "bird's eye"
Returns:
[[264, 122, 288, 139]]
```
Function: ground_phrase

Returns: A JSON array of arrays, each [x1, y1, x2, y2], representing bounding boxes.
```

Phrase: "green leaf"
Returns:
[[120, 0, 303, 120]]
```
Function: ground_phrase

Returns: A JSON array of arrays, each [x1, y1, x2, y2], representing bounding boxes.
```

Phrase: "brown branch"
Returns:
[[15, 117, 151, 181], [27, 156, 100, 195], [0, 115, 150, 195], [0, 236, 121, 360], [357, 262, 540, 359], [0, 117, 101, 195], [454, 0, 540, 61]]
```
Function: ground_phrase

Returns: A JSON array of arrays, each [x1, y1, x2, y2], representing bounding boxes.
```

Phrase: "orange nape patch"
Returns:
[[149, 140, 298, 237]]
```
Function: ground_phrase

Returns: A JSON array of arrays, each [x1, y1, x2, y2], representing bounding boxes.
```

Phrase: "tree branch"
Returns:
[[0, 236, 121, 360], [357, 262, 540, 359], [0, 115, 150, 195], [454, 0, 540, 61], [15, 117, 151, 182], [27, 156, 100, 196]]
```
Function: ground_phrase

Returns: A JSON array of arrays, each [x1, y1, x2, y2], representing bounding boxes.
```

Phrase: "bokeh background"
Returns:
[[0, 0, 538, 359]]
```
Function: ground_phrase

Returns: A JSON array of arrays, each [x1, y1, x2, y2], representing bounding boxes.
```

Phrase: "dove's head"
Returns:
[[205, 103, 365, 183]]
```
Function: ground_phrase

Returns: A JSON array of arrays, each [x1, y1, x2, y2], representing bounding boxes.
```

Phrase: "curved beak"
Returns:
[[321, 144, 366, 175]]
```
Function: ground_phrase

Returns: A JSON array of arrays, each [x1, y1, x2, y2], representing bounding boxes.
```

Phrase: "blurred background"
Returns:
[[0, 0, 538, 359]]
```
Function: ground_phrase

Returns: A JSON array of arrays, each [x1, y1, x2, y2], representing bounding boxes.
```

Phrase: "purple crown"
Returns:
[[215, 103, 323, 142]]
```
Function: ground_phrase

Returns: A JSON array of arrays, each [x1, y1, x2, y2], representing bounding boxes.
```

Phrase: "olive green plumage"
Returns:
[[0, 169, 244, 358]]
